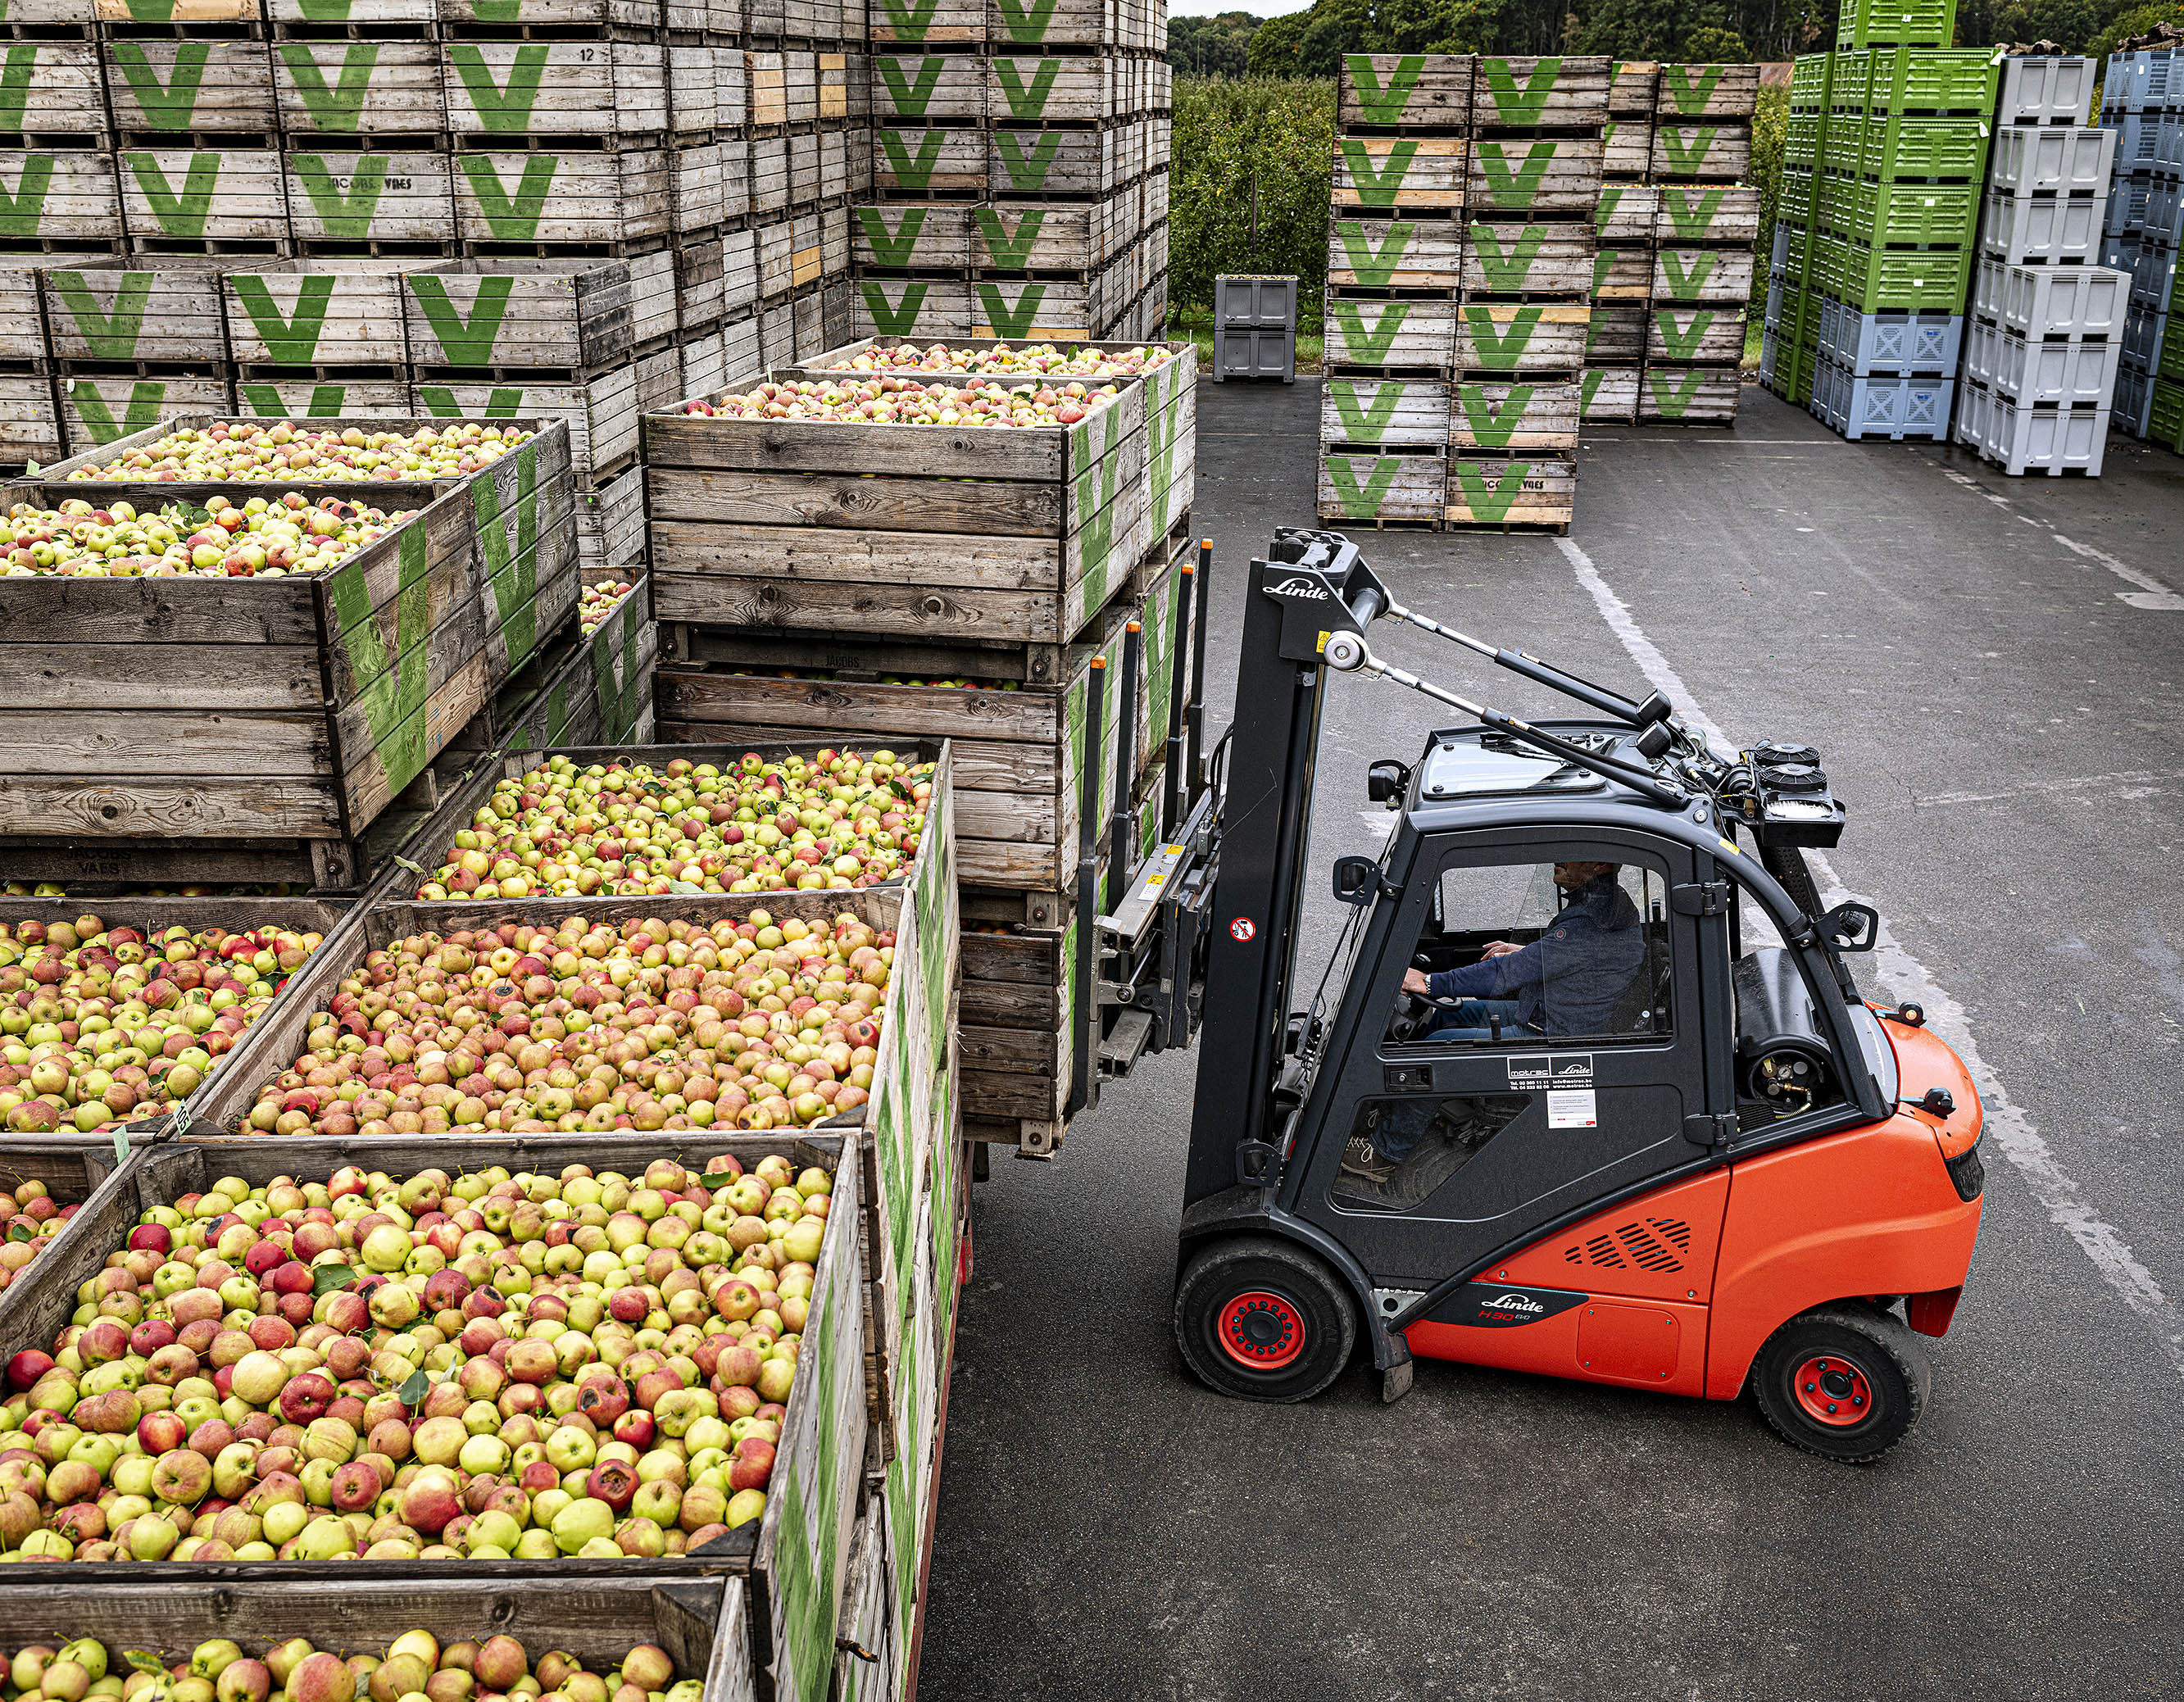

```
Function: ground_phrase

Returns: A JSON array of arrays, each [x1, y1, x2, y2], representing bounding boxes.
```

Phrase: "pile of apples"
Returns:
[[0, 1180, 79, 1296], [0, 1151, 835, 1562], [412, 752, 932, 901], [0, 918, 323, 1136], [64, 424, 536, 485], [2, 495, 409, 580], [2, 1634, 697, 1702], [244, 912, 884, 1139], [724, 665, 1015, 692], [824, 341, 1178, 379], [682, 374, 1119, 429], [579, 582, 638, 637]]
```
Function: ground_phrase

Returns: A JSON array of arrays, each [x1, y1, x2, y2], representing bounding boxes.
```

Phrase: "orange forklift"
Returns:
[[1096, 529, 1984, 1462]]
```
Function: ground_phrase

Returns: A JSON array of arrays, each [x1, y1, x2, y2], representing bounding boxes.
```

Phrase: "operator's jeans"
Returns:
[[1377, 999, 1528, 1160]]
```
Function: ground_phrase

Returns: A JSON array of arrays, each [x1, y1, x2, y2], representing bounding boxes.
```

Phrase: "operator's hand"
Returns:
[[1480, 941, 1522, 960], [1402, 968, 1430, 995]]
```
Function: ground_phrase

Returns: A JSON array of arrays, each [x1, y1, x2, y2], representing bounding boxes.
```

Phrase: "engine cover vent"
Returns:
[[1563, 1217, 1690, 1273]]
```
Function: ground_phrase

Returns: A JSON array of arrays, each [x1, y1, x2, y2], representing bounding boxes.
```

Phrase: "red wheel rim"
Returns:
[[1791, 1354, 1875, 1427], [1218, 1290, 1305, 1370]]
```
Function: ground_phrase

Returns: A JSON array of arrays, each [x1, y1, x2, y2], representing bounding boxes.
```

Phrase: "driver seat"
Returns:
[[1605, 924, 1672, 1034]]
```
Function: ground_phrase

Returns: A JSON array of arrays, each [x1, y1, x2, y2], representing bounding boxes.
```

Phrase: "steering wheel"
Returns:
[[1387, 969, 1473, 1044]]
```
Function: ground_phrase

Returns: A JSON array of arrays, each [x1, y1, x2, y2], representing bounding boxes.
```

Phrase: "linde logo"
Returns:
[[1480, 1293, 1545, 1314], [1268, 576, 1330, 600]]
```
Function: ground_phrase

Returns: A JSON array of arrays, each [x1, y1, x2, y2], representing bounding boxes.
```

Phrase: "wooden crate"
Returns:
[[1608, 58, 1658, 117], [576, 458, 647, 565], [791, 129, 823, 208], [1320, 375, 1450, 448], [1640, 364, 1741, 423], [971, 200, 1097, 270], [1449, 376, 1580, 450], [1326, 213, 1462, 288], [669, 45, 717, 134], [1318, 448, 1445, 522], [1586, 302, 1646, 361], [286, 149, 456, 245], [452, 150, 670, 247], [820, 51, 863, 123], [1595, 180, 1658, 242], [847, 276, 972, 340], [1651, 244, 1754, 304], [1464, 218, 1595, 296], [1588, 242, 1650, 301], [443, 43, 667, 138], [0, 1578, 756, 1702], [868, 0, 982, 43], [751, 135, 788, 216], [987, 0, 1100, 45], [118, 148, 287, 244], [496, 579, 656, 752], [0, 372, 61, 465], [1445, 453, 1575, 529], [0, 43, 107, 140], [403, 257, 641, 373], [103, 39, 275, 136], [1466, 135, 1606, 216], [1333, 134, 1465, 211], [272, 40, 445, 138], [39, 256, 227, 364], [434, 0, 661, 20], [234, 376, 411, 415], [1472, 54, 1612, 129], [1454, 300, 1590, 373], [1324, 293, 1455, 371], [1651, 122, 1750, 182], [224, 259, 415, 369], [968, 275, 1091, 339], [1655, 62, 1760, 120], [57, 374, 232, 457], [0, 151, 122, 244], [870, 125, 988, 195], [1601, 115, 1651, 177], [0, 1141, 133, 1338], [1646, 304, 1745, 364], [1581, 363, 1641, 421], [987, 125, 1111, 197], [985, 53, 1110, 123], [1655, 182, 1760, 245], [411, 370, 644, 477], [835, 1500, 897, 1702], [1337, 52, 1473, 129]]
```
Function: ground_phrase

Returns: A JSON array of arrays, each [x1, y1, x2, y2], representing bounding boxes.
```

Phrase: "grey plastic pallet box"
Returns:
[[1215, 274, 1298, 382]]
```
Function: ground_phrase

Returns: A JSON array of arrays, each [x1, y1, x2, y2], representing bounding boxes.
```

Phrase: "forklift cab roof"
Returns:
[[1415, 728, 1617, 805]]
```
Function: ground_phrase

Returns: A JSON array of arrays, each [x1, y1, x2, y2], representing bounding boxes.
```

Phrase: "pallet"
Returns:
[[1444, 452, 1574, 529]]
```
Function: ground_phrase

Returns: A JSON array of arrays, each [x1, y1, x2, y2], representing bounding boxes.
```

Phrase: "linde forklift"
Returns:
[[1088, 529, 1984, 1463]]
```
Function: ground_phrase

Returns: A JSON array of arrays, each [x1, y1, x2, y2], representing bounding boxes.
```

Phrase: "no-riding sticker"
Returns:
[[1230, 917, 1255, 942]]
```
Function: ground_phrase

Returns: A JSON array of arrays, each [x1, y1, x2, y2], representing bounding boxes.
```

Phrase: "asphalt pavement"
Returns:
[[918, 379, 2184, 1700]]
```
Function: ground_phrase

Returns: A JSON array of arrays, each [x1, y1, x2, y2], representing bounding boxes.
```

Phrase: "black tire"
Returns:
[[1750, 1304, 1932, 1464], [1174, 1235, 1359, 1403]]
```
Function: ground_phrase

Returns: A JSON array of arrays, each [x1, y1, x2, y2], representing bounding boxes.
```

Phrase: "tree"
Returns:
[[1169, 12, 1262, 77]]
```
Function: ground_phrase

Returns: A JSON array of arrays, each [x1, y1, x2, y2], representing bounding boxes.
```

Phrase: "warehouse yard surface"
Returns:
[[921, 377, 2184, 1700]]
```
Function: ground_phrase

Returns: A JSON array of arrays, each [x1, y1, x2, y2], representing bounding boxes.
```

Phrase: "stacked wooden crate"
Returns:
[[1641, 63, 1759, 424], [852, 0, 1169, 343], [1582, 59, 1655, 423]]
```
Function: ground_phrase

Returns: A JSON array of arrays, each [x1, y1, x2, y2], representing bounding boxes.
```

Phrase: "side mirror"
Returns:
[[1365, 760, 1410, 806], [1818, 901, 1879, 952], [1333, 856, 1380, 905]]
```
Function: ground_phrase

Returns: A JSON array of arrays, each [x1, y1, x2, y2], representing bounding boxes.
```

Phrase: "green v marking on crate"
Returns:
[[1663, 64, 1728, 116], [994, 128, 1061, 192], [1337, 136, 1417, 207], [596, 595, 647, 744], [857, 205, 928, 267], [1457, 382, 1534, 447], [1594, 184, 1623, 236], [1069, 406, 1125, 606], [992, 0, 1060, 43], [68, 379, 165, 446], [240, 382, 352, 416], [470, 0, 525, 20], [1481, 57, 1562, 126], [449, 43, 549, 134], [125, 151, 220, 240], [1324, 456, 1402, 520], [48, 271, 152, 361], [474, 442, 542, 669], [1660, 186, 1726, 240], [877, 0, 942, 41], [0, 47, 39, 134], [111, 43, 211, 130], [859, 279, 929, 337], [1450, 458, 1531, 523], [1334, 219, 1414, 287], [1659, 249, 1718, 299], [328, 517, 434, 789], [458, 153, 557, 242], [0, 155, 51, 237], [1585, 307, 1610, 354], [973, 206, 1042, 267], [416, 383, 525, 416], [1646, 368, 1705, 414], [879, 127, 947, 188], [1344, 53, 1423, 124], [1652, 308, 1714, 361], [1328, 379, 1404, 440], [407, 275, 515, 365], [297, 0, 358, 17], [1589, 249, 1616, 295], [993, 57, 1062, 119], [1658, 125, 1719, 176], [291, 153, 388, 238], [1475, 138, 1555, 210], [1328, 297, 1411, 364], [1462, 303, 1542, 367], [231, 275, 335, 366], [1581, 368, 1605, 408], [278, 43, 382, 134], [975, 280, 1045, 338], [875, 55, 945, 118], [1470, 222, 1546, 292], [118, 0, 189, 19]]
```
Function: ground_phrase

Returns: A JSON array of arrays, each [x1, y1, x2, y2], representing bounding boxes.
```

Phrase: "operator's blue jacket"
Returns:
[[1423, 875, 1644, 1036]]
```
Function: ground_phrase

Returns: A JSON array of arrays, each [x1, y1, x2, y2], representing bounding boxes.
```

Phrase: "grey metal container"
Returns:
[[1214, 274, 1297, 382]]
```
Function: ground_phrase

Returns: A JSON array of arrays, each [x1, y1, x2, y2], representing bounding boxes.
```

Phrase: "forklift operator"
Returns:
[[1398, 861, 1644, 1042]]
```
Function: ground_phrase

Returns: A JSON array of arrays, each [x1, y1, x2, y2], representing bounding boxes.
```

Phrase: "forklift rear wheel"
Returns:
[[1175, 1236, 1358, 1403], [1751, 1304, 1932, 1464]]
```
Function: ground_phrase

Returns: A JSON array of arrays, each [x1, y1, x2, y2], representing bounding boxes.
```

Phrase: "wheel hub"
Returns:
[[1219, 1290, 1305, 1369], [1791, 1354, 1873, 1427]]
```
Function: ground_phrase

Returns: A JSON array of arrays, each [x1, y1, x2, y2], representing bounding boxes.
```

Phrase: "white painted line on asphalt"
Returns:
[[1555, 533, 2184, 1382], [2047, 529, 2184, 610]]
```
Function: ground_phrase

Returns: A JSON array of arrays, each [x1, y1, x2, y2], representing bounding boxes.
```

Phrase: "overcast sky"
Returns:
[[1166, 0, 1313, 16]]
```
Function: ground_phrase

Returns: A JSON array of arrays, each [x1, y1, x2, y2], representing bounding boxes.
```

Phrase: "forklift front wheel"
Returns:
[[1750, 1304, 1932, 1464], [1175, 1236, 1358, 1403]]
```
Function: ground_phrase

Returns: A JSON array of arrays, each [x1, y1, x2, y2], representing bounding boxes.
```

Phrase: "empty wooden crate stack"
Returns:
[[1642, 63, 1759, 424], [1582, 61, 1656, 424], [642, 334, 1197, 1154]]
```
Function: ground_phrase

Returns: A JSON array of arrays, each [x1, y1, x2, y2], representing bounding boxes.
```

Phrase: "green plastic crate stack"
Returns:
[[1768, 51, 1837, 402]]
